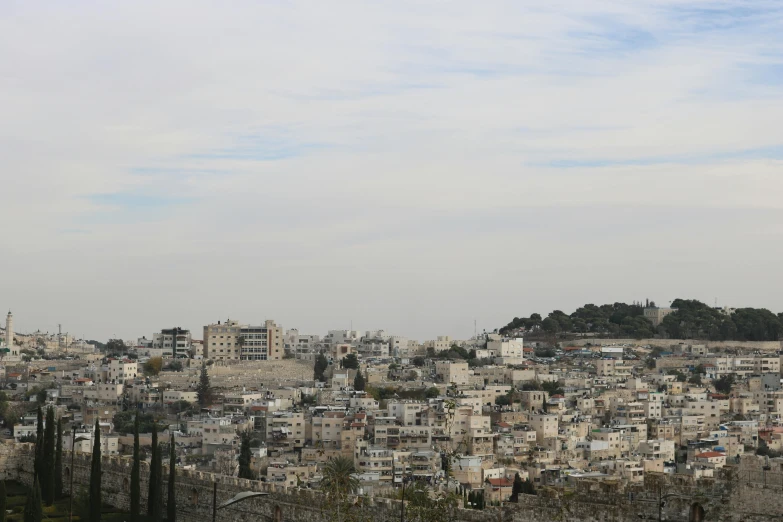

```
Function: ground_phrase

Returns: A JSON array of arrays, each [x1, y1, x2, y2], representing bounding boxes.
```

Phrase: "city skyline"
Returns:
[[3, 1, 783, 341]]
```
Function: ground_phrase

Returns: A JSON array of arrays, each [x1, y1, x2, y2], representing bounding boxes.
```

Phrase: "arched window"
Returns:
[[191, 488, 199, 506], [274, 505, 282, 522]]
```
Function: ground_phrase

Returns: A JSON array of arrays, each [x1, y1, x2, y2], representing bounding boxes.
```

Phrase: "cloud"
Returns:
[[1, 0, 783, 340]]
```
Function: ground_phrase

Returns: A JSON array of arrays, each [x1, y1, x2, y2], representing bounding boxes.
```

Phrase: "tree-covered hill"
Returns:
[[499, 299, 783, 341]]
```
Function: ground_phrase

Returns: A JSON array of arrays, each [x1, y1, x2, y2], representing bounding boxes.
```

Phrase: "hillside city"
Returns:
[[1, 299, 782, 518]]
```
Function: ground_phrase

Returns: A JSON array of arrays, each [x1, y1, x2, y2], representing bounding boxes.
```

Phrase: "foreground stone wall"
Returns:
[[3, 442, 783, 522]]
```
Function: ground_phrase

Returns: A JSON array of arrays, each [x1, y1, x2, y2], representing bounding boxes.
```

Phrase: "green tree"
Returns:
[[714, 374, 736, 394], [148, 424, 158, 518], [23, 476, 43, 522], [54, 418, 63, 500], [321, 456, 359, 497], [689, 374, 702, 385], [321, 456, 359, 521], [34, 406, 43, 481], [89, 419, 101, 522], [43, 407, 55, 505], [495, 395, 511, 407], [313, 353, 329, 382], [425, 387, 440, 399], [353, 371, 366, 391], [150, 432, 163, 522], [0, 480, 6, 522], [342, 353, 359, 370], [196, 363, 212, 407], [412, 356, 426, 367], [167, 433, 176, 522], [130, 413, 141, 522], [144, 357, 163, 376], [511, 472, 523, 502], [238, 432, 254, 480], [106, 339, 127, 354]]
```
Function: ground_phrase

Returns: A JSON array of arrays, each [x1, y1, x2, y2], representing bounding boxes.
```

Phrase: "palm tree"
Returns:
[[321, 456, 359, 496], [320, 457, 359, 522]]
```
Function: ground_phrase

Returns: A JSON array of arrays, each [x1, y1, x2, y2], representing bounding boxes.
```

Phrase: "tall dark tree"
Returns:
[[148, 424, 158, 517], [43, 407, 55, 505], [167, 433, 176, 522], [353, 371, 365, 391], [511, 472, 523, 502], [130, 413, 141, 522], [0, 480, 6, 522], [238, 432, 254, 479], [54, 417, 63, 500], [196, 363, 212, 407], [89, 419, 101, 522], [34, 406, 43, 481], [23, 476, 42, 522], [314, 353, 329, 382]]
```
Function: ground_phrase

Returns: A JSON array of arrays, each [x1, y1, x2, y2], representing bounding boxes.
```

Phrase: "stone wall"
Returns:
[[4, 441, 783, 522]]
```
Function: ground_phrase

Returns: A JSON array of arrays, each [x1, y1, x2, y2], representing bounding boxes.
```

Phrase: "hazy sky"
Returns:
[[2, 1, 783, 342]]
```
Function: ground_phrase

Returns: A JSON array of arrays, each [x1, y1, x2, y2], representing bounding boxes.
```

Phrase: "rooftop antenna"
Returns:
[[474, 319, 477, 338]]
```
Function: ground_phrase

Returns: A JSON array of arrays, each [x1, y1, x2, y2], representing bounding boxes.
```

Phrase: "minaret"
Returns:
[[5, 311, 13, 349]]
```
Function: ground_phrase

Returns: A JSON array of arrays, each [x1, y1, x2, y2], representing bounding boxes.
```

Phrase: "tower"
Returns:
[[5, 311, 13, 349]]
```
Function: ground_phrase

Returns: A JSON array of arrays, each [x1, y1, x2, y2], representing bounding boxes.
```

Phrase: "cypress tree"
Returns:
[[0, 480, 6, 522], [43, 407, 55, 505], [34, 406, 43, 481], [353, 371, 365, 391], [23, 476, 42, 522], [511, 472, 523, 502], [130, 413, 140, 522], [238, 432, 253, 479], [196, 363, 212, 407], [89, 419, 101, 522], [151, 437, 163, 522], [167, 433, 176, 522], [147, 424, 158, 517], [54, 418, 63, 500]]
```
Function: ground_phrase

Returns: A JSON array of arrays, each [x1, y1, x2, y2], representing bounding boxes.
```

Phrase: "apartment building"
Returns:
[[434, 361, 470, 385], [106, 358, 138, 383], [203, 319, 284, 361], [153, 327, 192, 358], [486, 338, 524, 364]]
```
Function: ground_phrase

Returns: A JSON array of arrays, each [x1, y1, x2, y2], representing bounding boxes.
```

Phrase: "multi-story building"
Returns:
[[153, 327, 191, 358], [203, 319, 284, 361], [106, 358, 138, 383], [487, 338, 524, 364], [434, 361, 470, 386]]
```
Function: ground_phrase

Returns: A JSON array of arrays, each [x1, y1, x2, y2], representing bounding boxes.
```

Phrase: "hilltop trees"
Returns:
[[499, 299, 783, 341]]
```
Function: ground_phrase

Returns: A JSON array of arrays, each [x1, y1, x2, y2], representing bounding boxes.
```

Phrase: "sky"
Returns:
[[2, 1, 783, 342]]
